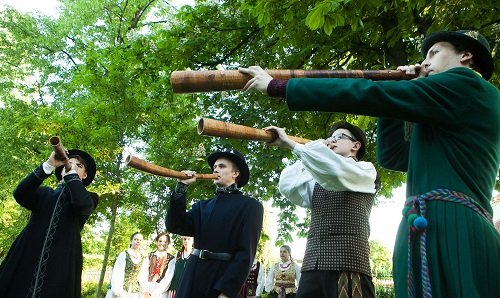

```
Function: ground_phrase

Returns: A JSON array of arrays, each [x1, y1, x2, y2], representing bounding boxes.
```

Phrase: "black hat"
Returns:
[[329, 121, 367, 160], [207, 149, 250, 187], [55, 149, 96, 187], [421, 30, 494, 80]]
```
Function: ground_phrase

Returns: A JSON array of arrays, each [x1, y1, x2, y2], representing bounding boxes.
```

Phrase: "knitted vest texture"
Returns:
[[301, 183, 374, 276]]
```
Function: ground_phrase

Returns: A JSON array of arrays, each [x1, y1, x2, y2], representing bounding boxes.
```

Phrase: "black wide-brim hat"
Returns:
[[55, 149, 96, 187], [207, 149, 250, 187], [421, 30, 494, 80]]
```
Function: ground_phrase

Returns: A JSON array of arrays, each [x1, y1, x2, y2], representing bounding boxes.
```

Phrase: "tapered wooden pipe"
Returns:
[[198, 118, 311, 144], [171, 69, 416, 93], [125, 155, 218, 180], [49, 136, 71, 171]]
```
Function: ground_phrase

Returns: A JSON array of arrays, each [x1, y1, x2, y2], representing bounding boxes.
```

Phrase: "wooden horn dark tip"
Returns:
[[197, 118, 205, 134], [49, 136, 60, 145], [124, 155, 132, 164]]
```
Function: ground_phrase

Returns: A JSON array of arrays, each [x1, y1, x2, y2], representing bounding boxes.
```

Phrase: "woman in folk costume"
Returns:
[[108, 232, 149, 298], [148, 233, 174, 283], [241, 258, 265, 298], [265, 245, 301, 298], [166, 236, 194, 298], [142, 232, 175, 298], [145, 236, 195, 298]]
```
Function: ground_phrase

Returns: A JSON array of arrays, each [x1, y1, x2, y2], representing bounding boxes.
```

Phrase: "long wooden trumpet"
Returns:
[[49, 136, 71, 171], [198, 118, 311, 144], [171, 69, 416, 93], [125, 155, 218, 180]]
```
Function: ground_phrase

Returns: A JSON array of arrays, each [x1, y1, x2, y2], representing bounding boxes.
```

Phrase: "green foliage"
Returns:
[[0, 0, 498, 288], [82, 281, 108, 298]]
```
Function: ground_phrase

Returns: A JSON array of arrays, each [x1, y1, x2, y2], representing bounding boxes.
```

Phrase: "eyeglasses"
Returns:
[[326, 133, 358, 143]]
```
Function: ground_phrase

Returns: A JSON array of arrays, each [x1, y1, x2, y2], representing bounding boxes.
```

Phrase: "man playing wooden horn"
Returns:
[[0, 148, 98, 297], [265, 122, 378, 298], [166, 149, 264, 298], [240, 30, 500, 298]]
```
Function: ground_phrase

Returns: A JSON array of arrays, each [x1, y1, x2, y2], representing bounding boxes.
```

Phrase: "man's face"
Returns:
[[326, 128, 359, 158], [61, 157, 87, 181], [212, 157, 239, 187], [421, 41, 468, 76]]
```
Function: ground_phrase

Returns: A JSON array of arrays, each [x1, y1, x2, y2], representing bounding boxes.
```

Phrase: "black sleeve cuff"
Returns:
[[172, 182, 188, 200], [267, 79, 287, 98], [33, 164, 51, 180]]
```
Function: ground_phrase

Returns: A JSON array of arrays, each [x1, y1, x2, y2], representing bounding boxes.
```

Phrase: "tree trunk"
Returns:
[[96, 193, 120, 298]]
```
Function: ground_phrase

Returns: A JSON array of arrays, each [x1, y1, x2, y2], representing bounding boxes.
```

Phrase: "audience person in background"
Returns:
[[142, 232, 175, 298], [166, 236, 194, 298], [265, 245, 301, 298], [241, 258, 265, 298], [108, 232, 148, 298]]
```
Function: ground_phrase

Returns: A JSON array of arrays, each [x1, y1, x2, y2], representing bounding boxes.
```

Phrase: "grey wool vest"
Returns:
[[301, 183, 375, 276]]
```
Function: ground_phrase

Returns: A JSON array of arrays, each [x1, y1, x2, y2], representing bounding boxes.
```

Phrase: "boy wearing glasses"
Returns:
[[264, 121, 378, 298]]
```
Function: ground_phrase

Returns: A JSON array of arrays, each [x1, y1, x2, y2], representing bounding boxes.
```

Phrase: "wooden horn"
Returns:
[[125, 155, 218, 180], [49, 136, 71, 171], [170, 69, 416, 93], [197, 118, 310, 144]]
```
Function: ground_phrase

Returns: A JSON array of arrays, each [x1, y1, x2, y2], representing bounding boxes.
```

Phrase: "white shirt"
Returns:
[[279, 141, 377, 208]]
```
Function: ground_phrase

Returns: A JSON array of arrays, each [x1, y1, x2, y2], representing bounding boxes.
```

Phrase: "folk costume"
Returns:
[[279, 139, 377, 298], [108, 248, 149, 298], [148, 250, 174, 283], [266, 30, 500, 298], [241, 260, 265, 297], [265, 260, 301, 298], [142, 250, 175, 298], [165, 149, 264, 298], [0, 149, 98, 298], [166, 250, 192, 298]]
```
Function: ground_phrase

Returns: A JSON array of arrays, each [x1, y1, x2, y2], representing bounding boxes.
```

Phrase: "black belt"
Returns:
[[192, 248, 232, 261]]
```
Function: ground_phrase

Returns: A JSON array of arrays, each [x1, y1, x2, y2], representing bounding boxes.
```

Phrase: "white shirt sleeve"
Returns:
[[294, 263, 301, 287], [42, 161, 55, 175], [110, 252, 127, 297], [256, 263, 265, 296], [264, 264, 276, 293], [292, 141, 377, 194], [278, 160, 315, 208]]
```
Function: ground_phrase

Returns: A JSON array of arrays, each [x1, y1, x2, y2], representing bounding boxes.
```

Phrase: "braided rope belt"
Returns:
[[402, 189, 493, 298]]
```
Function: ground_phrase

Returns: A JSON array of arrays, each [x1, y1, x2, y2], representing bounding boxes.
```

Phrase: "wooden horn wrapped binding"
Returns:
[[171, 69, 416, 93]]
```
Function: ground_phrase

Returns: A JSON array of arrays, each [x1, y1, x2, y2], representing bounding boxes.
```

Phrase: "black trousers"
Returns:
[[296, 270, 375, 298]]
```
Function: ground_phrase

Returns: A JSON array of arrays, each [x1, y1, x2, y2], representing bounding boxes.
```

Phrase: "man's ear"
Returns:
[[460, 51, 473, 65], [352, 141, 361, 152], [232, 170, 240, 179], [82, 170, 88, 180]]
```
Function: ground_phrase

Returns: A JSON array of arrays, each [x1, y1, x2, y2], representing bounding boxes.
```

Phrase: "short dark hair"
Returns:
[[447, 40, 479, 73], [328, 121, 367, 160]]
